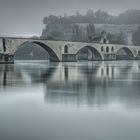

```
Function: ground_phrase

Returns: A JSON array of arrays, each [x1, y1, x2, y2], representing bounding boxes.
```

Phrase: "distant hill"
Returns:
[[41, 9, 140, 45], [42, 9, 140, 25]]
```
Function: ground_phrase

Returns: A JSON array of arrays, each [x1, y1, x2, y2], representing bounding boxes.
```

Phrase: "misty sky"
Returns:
[[0, 0, 139, 37]]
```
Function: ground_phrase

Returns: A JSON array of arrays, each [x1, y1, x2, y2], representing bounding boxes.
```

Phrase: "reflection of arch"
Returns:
[[15, 41, 60, 62], [64, 45, 68, 53], [116, 47, 135, 60], [76, 46, 103, 61], [15, 61, 58, 82]]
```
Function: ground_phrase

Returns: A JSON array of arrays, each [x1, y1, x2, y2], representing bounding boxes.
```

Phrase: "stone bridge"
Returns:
[[0, 37, 140, 63]]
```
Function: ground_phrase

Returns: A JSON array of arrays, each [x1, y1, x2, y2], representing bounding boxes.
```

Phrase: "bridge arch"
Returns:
[[116, 47, 135, 60], [14, 41, 60, 62], [76, 46, 103, 61]]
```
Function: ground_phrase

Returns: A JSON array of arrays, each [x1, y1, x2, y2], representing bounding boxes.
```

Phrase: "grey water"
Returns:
[[0, 60, 140, 140]]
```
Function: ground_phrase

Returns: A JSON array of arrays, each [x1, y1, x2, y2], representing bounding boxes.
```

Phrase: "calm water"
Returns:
[[0, 60, 140, 140]]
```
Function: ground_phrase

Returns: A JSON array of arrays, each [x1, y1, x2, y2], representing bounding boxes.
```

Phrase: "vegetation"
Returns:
[[41, 9, 140, 45], [43, 9, 140, 25], [132, 26, 140, 45], [107, 32, 127, 44]]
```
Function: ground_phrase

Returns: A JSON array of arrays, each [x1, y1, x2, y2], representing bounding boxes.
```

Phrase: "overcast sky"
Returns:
[[0, 0, 139, 37]]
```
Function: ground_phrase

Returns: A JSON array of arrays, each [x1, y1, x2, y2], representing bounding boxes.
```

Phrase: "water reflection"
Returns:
[[1, 61, 140, 140], [0, 64, 14, 88], [0, 61, 140, 110]]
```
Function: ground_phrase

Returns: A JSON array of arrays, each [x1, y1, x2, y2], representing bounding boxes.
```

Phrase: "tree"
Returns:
[[72, 25, 83, 41], [43, 15, 60, 24], [107, 32, 127, 44], [43, 9, 140, 26], [85, 10, 95, 23], [87, 24, 96, 42], [117, 9, 140, 24], [94, 10, 110, 23], [132, 26, 140, 45]]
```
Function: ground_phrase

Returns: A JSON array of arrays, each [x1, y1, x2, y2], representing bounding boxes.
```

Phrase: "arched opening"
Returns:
[[64, 45, 68, 53], [77, 46, 102, 61], [116, 47, 134, 60], [15, 41, 60, 62], [103, 39, 107, 44], [106, 47, 109, 53], [111, 47, 114, 52], [101, 46, 104, 52]]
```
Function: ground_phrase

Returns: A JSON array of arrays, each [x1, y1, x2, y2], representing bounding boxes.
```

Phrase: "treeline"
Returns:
[[43, 9, 140, 25], [132, 26, 140, 45]]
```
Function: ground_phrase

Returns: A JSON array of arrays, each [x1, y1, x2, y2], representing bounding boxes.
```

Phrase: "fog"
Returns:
[[0, 0, 139, 37]]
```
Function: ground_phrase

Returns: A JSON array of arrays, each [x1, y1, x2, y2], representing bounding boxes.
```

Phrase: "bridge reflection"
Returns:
[[0, 61, 140, 109], [43, 61, 140, 108]]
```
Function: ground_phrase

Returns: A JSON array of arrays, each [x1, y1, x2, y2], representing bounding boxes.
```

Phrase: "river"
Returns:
[[0, 60, 140, 140]]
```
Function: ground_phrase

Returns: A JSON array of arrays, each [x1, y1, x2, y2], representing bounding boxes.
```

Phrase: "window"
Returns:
[[106, 47, 109, 52], [111, 47, 114, 52], [101, 46, 104, 52], [103, 39, 107, 44], [64, 45, 68, 53]]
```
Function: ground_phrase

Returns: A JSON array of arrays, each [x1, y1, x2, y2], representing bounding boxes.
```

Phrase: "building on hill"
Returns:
[[41, 23, 140, 45]]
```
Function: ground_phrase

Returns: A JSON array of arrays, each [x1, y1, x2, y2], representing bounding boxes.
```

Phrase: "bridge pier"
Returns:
[[116, 55, 135, 60], [62, 54, 77, 62], [103, 53, 116, 61]]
